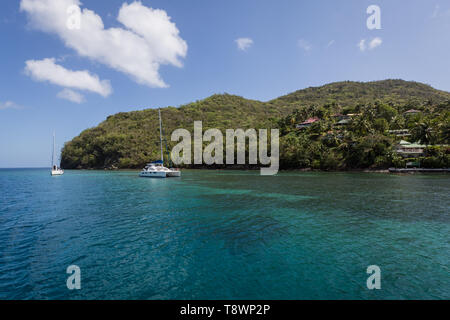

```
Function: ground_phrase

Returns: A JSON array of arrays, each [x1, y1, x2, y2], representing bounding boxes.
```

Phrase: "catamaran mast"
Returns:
[[158, 109, 163, 163], [161, 117, 172, 168]]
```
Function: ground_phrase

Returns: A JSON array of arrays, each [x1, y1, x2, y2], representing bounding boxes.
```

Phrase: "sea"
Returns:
[[0, 168, 448, 299]]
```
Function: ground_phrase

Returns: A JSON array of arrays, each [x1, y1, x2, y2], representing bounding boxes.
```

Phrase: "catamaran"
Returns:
[[51, 132, 64, 176], [139, 109, 181, 178]]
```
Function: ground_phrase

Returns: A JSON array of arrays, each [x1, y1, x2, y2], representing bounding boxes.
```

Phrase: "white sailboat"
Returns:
[[139, 109, 181, 178], [51, 132, 64, 176]]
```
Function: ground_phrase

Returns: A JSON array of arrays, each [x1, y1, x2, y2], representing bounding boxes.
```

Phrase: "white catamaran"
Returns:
[[51, 132, 64, 176], [139, 109, 181, 178]]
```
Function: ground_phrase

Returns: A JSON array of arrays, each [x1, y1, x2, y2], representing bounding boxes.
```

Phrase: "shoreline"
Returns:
[[59, 167, 448, 174], [5, 168, 448, 174], [73, 167, 392, 173]]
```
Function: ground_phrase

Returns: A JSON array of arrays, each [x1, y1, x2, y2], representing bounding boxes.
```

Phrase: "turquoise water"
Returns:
[[0, 168, 449, 300]]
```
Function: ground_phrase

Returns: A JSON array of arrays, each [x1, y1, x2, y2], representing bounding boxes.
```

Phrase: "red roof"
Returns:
[[300, 117, 320, 125]]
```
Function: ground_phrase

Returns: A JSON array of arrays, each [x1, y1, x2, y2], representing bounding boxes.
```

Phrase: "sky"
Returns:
[[0, 0, 449, 167]]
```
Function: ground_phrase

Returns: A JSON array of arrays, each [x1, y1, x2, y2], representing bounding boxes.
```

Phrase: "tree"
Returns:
[[411, 119, 438, 146], [374, 118, 389, 133]]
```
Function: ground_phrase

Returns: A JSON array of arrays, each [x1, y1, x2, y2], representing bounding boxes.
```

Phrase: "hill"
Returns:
[[61, 79, 450, 169], [269, 79, 450, 107]]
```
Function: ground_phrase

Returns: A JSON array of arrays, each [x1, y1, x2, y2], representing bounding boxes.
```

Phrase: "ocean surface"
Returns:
[[0, 168, 449, 300]]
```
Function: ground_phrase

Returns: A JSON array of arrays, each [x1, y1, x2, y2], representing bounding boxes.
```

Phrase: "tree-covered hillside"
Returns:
[[61, 80, 450, 170], [278, 100, 450, 170], [61, 94, 279, 169], [270, 79, 450, 107]]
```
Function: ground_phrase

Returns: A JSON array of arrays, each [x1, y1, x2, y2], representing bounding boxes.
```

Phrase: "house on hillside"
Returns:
[[388, 129, 411, 137], [336, 119, 351, 126], [296, 117, 320, 129], [395, 140, 426, 157]]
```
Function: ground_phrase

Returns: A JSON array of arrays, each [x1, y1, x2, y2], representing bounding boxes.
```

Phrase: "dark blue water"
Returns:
[[0, 169, 449, 299]]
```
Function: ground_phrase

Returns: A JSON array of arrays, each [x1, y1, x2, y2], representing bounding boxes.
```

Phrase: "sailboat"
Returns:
[[51, 132, 64, 176], [139, 109, 181, 178]]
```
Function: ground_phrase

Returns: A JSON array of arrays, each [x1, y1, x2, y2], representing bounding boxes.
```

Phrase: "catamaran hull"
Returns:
[[139, 171, 167, 178], [51, 170, 64, 176], [167, 171, 181, 177]]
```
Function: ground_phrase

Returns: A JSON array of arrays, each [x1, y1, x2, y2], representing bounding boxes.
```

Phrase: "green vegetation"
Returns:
[[269, 79, 450, 107], [277, 101, 450, 170], [61, 80, 450, 170]]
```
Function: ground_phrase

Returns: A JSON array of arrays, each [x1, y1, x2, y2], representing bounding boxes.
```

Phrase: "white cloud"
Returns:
[[326, 40, 335, 48], [57, 88, 85, 103], [20, 0, 187, 88], [298, 39, 312, 52], [358, 37, 382, 52], [25, 58, 112, 97], [118, 2, 187, 67], [0, 101, 22, 110], [369, 37, 382, 50], [235, 38, 253, 51], [358, 39, 366, 52]]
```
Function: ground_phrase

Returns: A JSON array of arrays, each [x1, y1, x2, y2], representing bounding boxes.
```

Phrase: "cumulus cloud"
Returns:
[[57, 88, 85, 103], [358, 37, 382, 52], [20, 0, 187, 88], [235, 38, 253, 51], [25, 58, 112, 97], [118, 2, 187, 67], [369, 37, 382, 50], [298, 39, 312, 52], [358, 39, 366, 52], [0, 101, 22, 110]]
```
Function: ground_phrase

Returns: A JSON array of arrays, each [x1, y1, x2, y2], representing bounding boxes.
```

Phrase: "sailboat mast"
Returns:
[[52, 131, 55, 168], [158, 109, 163, 163]]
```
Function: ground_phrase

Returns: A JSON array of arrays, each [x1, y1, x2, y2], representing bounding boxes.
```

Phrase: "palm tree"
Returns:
[[353, 116, 373, 135], [441, 122, 450, 144], [391, 115, 405, 130], [411, 119, 437, 146]]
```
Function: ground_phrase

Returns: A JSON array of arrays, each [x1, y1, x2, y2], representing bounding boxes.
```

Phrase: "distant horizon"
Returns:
[[0, 167, 49, 169]]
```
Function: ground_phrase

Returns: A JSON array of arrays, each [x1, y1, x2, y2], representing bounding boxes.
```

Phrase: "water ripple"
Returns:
[[0, 169, 449, 300]]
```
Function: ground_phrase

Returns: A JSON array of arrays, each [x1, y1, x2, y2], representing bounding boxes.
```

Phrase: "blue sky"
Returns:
[[1, 0, 449, 167]]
